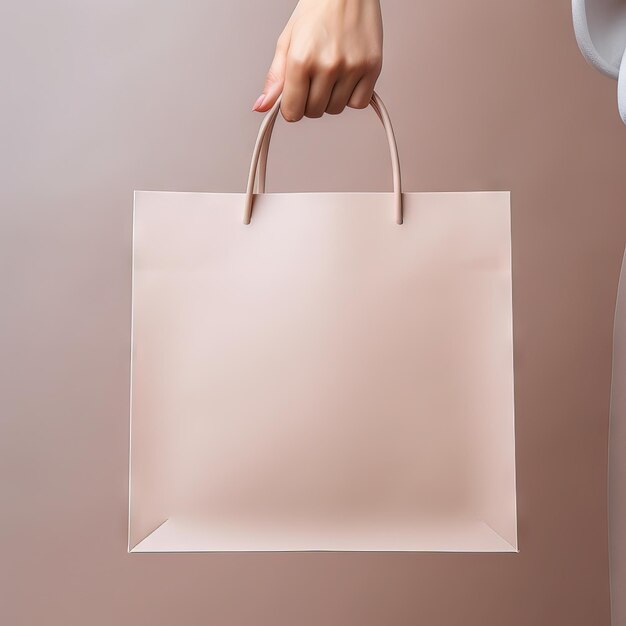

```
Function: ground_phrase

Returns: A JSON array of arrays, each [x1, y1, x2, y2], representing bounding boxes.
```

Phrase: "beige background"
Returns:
[[1, 0, 626, 624]]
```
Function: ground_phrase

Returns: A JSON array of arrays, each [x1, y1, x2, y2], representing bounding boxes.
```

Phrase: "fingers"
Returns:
[[304, 69, 337, 118], [304, 56, 381, 118], [326, 72, 361, 115], [253, 38, 289, 112], [254, 32, 381, 119], [256, 62, 379, 119], [280, 64, 377, 120], [280, 55, 310, 122]]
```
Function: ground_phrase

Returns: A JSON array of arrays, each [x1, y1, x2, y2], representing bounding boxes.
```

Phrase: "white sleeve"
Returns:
[[573, 0, 626, 77], [572, 0, 626, 121]]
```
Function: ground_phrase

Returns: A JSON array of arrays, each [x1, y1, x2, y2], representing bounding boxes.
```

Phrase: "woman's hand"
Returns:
[[253, 0, 383, 121]]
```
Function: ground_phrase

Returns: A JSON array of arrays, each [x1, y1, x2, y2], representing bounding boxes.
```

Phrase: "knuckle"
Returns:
[[319, 56, 342, 75], [345, 53, 381, 75], [345, 57, 366, 73], [365, 55, 383, 74], [287, 51, 311, 72]]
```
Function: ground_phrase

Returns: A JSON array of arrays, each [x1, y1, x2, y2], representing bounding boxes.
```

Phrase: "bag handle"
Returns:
[[244, 91, 403, 225], [254, 94, 386, 193]]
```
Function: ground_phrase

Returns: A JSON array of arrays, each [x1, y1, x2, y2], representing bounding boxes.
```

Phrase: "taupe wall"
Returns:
[[2, 1, 626, 624]]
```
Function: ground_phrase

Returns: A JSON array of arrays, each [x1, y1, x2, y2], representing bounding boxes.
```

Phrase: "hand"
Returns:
[[253, 0, 383, 121]]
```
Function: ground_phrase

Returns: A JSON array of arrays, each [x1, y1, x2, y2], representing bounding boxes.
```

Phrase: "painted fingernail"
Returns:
[[252, 94, 266, 111]]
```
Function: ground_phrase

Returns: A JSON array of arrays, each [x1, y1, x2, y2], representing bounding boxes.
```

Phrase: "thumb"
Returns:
[[253, 41, 288, 112]]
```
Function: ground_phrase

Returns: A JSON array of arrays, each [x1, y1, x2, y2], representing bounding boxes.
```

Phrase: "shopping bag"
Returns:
[[128, 93, 517, 552]]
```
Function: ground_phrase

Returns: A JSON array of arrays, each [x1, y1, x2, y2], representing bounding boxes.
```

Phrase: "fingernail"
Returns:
[[252, 94, 266, 111]]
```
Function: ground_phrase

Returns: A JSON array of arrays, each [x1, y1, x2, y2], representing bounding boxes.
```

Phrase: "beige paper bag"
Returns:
[[129, 93, 517, 552]]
